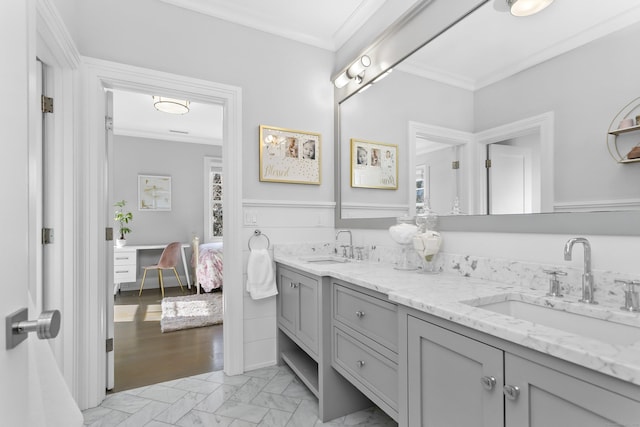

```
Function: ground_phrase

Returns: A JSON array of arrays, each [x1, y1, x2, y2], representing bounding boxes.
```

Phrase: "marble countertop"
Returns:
[[274, 254, 640, 387]]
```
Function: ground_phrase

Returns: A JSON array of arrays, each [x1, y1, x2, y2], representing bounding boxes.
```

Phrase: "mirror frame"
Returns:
[[334, 0, 640, 235]]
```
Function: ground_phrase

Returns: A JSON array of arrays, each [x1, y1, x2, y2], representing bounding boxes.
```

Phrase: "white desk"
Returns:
[[113, 243, 191, 295]]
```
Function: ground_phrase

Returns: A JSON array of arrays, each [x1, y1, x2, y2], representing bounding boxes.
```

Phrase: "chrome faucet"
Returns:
[[564, 237, 597, 304], [335, 230, 353, 259]]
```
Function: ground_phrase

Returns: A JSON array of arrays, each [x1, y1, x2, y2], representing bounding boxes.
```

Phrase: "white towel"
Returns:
[[246, 248, 278, 300]]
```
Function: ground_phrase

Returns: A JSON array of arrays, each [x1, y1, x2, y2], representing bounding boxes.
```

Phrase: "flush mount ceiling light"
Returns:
[[152, 96, 190, 114], [507, 0, 554, 16], [333, 55, 372, 89]]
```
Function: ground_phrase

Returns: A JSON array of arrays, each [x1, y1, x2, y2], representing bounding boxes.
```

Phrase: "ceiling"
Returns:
[[112, 90, 223, 144], [115, 0, 640, 142]]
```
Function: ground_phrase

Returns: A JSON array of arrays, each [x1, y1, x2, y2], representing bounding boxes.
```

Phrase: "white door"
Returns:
[[488, 143, 532, 214], [0, 2, 81, 425], [0, 3, 32, 424]]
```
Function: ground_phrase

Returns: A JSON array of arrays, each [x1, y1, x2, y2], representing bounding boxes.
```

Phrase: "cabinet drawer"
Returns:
[[333, 327, 398, 411], [333, 284, 398, 352], [114, 266, 136, 283], [114, 251, 136, 265]]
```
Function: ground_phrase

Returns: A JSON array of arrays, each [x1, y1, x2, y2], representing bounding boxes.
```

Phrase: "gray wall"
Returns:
[[475, 23, 640, 207], [113, 135, 220, 269]]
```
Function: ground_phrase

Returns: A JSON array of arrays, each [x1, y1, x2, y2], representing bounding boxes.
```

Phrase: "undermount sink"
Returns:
[[465, 295, 640, 347], [300, 255, 350, 264]]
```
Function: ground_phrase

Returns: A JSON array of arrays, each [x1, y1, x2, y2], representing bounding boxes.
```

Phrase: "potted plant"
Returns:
[[114, 200, 133, 247]]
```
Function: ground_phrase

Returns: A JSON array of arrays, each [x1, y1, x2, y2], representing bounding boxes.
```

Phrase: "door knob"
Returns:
[[6, 308, 61, 350]]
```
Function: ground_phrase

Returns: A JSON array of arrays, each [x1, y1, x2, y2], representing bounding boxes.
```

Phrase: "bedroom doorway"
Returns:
[[81, 57, 243, 407], [109, 88, 225, 392]]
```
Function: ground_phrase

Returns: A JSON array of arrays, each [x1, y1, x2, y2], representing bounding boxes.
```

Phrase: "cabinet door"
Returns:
[[277, 269, 298, 335], [505, 354, 640, 427], [407, 316, 504, 427], [296, 273, 319, 355]]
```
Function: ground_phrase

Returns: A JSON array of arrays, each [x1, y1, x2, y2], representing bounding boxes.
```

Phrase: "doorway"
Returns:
[[109, 88, 225, 391], [486, 136, 539, 215], [476, 111, 554, 215], [80, 57, 244, 407]]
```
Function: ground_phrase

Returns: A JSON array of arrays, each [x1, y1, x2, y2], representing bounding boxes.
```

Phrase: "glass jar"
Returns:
[[389, 216, 418, 270], [389, 216, 418, 244]]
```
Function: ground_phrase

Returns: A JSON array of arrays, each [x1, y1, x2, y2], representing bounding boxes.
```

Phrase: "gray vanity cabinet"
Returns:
[[276, 265, 372, 422], [404, 312, 640, 427], [406, 315, 504, 426], [277, 266, 318, 357], [331, 280, 399, 421], [504, 353, 640, 426]]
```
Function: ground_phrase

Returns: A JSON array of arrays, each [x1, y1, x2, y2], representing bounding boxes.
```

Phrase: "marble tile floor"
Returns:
[[82, 365, 398, 426]]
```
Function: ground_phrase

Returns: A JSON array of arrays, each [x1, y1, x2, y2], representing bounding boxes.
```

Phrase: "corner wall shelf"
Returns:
[[606, 96, 640, 163], [608, 124, 640, 136]]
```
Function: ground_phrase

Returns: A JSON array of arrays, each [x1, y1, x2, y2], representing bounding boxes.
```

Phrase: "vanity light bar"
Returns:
[[333, 55, 372, 88]]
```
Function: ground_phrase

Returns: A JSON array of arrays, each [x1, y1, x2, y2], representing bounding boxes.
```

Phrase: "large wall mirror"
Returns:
[[335, 0, 640, 234]]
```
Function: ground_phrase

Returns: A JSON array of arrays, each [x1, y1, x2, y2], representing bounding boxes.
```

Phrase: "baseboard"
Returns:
[[244, 360, 278, 373]]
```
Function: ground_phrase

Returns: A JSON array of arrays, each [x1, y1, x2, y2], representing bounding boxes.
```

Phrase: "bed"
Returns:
[[192, 239, 223, 293]]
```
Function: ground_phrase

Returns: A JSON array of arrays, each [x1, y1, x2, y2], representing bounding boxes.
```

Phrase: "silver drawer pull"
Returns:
[[355, 311, 365, 318], [356, 360, 365, 368], [115, 270, 129, 273], [503, 385, 520, 401], [115, 257, 128, 260], [480, 376, 496, 391]]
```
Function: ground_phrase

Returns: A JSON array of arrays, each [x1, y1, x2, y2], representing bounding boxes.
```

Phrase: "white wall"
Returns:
[[241, 200, 335, 371]]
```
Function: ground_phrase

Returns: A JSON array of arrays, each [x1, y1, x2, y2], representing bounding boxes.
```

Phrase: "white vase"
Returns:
[[115, 239, 127, 248]]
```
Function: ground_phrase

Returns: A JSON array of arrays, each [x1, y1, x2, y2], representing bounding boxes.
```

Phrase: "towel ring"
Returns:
[[248, 230, 270, 250]]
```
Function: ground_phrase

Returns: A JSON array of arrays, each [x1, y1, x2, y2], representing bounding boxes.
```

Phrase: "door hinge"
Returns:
[[42, 228, 54, 244], [106, 227, 113, 241], [106, 338, 113, 353], [41, 95, 54, 113], [105, 116, 113, 131], [485, 159, 492, 168], [452, 161, 460, 170]]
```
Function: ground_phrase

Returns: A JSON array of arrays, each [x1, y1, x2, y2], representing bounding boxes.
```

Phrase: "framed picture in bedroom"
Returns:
[[138, 174, 172, 211], [350, 138, 398, 189], [259, 125, 321, 185]]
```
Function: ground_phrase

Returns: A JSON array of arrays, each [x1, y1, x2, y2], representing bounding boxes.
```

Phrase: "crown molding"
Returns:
[[158, 0, 385, 51]]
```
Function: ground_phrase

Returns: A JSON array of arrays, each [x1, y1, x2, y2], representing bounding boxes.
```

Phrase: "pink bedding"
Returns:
[[195, 242, 223, 292]]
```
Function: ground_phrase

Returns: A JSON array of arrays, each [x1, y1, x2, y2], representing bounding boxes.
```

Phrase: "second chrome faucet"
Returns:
[[564, 237, 597, 304]]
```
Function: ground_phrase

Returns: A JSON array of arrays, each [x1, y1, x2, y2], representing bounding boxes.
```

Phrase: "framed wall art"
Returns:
[[350, 138, 398, 189], [138, 174, 172, 211], [259, 125, 321, 185]]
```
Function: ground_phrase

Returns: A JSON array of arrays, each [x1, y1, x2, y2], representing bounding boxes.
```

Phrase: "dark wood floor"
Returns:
[[112, 286, 223, 393]]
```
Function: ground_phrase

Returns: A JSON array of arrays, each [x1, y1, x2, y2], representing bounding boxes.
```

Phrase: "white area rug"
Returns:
[[160, 292, 223, 333]]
